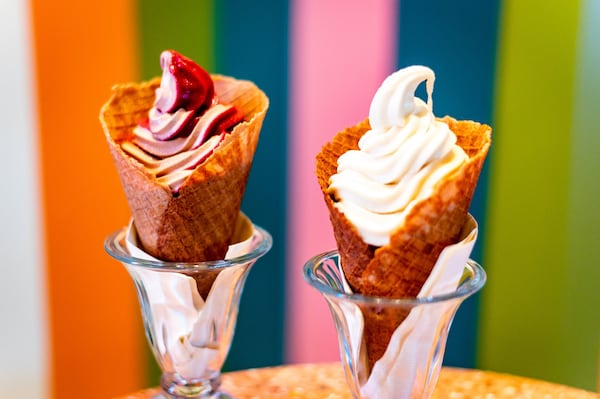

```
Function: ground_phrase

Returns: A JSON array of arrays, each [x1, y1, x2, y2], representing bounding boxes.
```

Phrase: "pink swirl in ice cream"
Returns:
[[121, 50, 243, 192], [328, 66, 468, 246]]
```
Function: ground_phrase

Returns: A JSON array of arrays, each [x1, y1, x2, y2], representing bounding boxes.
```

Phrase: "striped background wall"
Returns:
[[1, 0, 597, 398]]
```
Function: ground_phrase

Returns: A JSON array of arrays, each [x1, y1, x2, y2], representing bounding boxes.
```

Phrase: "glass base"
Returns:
[[160, 373, 233, 399]]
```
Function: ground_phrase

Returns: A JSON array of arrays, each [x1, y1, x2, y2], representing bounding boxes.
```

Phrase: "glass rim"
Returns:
[[104, 224, 272, 271], [303, 249, 486, 306]]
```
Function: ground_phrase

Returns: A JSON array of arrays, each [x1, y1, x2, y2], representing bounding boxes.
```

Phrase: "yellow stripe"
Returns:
[[30, 0, 144, 397], [479, 0, 593, 389]]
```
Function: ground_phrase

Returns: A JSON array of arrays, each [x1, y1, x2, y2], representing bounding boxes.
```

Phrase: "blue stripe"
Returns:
[[396, 0, 500, 368], [215, 0, 289, 370]]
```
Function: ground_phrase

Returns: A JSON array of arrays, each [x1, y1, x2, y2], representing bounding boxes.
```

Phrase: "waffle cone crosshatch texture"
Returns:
[[317, 116, 491, 296], [316, 117, 491, 369], [100, 50, 269, 263]]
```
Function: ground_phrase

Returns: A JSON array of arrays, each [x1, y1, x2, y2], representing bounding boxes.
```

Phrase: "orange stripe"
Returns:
[[30, 1, 144, 398]]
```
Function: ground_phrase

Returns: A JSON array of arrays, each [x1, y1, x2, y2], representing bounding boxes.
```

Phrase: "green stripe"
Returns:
[[138, 0, 215, 79], [136, 0, 215, 385], [479, 0, 594, 389], [564, 0, 600, 389]]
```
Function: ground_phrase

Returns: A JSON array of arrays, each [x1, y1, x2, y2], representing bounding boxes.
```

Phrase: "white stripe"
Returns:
[[0, 0, 48, 397]]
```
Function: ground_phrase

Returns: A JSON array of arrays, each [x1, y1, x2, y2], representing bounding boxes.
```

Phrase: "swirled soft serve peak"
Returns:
[[329, 66, 469, 247]]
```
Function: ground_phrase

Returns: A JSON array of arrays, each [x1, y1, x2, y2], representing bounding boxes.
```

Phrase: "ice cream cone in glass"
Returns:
[[104, 222, 272, 399], [303, 250, 486, 399]]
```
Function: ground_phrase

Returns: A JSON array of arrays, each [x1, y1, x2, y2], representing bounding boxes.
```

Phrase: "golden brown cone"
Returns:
[[100, 75, 269, 266], [316, 116, 491, 370]]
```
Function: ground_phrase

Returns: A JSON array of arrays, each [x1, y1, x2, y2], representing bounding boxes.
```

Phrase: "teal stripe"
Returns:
[[215, 1, 289, 370], [136, 0, 215, 384], [397, 0, 500, 368], [564, 0, 600, 388]]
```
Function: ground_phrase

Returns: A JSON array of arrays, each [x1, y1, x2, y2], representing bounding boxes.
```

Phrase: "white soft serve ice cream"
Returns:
[[328, 66, 468, 247]]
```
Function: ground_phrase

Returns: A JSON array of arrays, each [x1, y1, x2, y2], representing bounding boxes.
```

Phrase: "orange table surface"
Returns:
[[115, 362, 598, 399]]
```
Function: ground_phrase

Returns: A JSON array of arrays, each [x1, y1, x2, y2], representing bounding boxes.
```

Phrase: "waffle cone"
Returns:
[[316, 116, 491, 369], [101, 75, 269, 265]]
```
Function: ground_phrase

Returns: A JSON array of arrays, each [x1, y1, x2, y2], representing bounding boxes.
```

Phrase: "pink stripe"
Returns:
[[286, 0, 398, 363]]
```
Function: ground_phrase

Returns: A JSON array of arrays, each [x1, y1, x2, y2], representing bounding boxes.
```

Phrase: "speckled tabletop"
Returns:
[[115, 362, 598, 399]]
